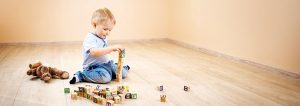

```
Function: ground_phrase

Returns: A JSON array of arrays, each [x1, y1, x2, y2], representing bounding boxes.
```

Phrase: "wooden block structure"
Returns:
[[64, 88, 70, 93], [69, 85, 135, 105], [184, 85, 190, 91], [116, 50, 125, 82], [160, 95, 167, 102]]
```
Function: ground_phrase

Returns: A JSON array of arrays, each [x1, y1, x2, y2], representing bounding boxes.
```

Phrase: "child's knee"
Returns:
[[96, 75, 112, 83]]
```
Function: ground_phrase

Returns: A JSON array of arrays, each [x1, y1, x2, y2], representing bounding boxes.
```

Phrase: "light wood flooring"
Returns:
[[0, 40, 299, 106]]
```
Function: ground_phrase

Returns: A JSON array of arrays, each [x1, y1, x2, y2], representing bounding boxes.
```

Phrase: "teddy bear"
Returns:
[[26, 61, 69, 82]]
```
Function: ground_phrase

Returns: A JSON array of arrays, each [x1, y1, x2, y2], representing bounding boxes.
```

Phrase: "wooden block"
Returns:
[[78, 92, 83, 97], [131, 93, 137, 99], [117, 85, 127, 94], [97, 96, 105, 105], [160, 95, 167, 102], [113, 95, 121, 104], [96, 85, 101, 90], [184, 86, 190, 91], [78, 87, 84, 92], [106, 95, 114, 100], [93, 90, 100, 95], [106, 91, 112, 97], [71, 92, 77, 100], [64, 88, 70, 93], [112, 90, 118, 95], [123, 85, 129, 92], [157, 85, 163, 91], [118, 94, 124, 102], [121, 49, 125, 58], [87, 93, 94, 100], [106, 100, 114, 106], [93, 95, 99, 103], [100, 89, 106, 98], [125, 93, 131, 99]]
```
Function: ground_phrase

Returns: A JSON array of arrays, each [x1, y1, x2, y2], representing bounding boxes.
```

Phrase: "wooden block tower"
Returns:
[[116, 50, 125, 82]]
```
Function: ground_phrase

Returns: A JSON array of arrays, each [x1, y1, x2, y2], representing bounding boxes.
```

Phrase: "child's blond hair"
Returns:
[[91, 8, 116, 28]]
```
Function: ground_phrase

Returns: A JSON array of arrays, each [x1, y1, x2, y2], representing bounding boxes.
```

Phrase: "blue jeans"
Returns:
[[75, 60, 129, 84]]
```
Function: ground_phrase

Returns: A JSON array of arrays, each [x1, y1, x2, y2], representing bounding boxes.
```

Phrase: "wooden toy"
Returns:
[[78, 92, 83, 97], [87, 93, 94, 100], [68, 84, 136, 105], [158, 85, 163, 91], [112, 90, 118, 95], [117, 86, 125, 94], [97, 97, 105, 104], [124, 85, 129, 92], [85, 85, 92, 94], [93, 90, 100, 95], [184, 86, 190, 91], [93, 95, 99, 103], [96, 85, 101, 90], [106, 95, 114, 100], [118, 94, 124, 102], [116, 50, 125, 82], [160, 95, 167, 102], [106, 91, 112, 97], [78, 87, 84, 92], [71, 92, 77, 100], [106, 100, 114, 106], [113, 95, 121, 104], [125, 93, 131, 99], [100, 89, 106, 98], [131, 93, 137, 99], [64, 88, 70, 93]]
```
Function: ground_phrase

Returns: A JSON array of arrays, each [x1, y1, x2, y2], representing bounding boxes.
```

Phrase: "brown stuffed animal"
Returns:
[[27, 61, 69, 82]]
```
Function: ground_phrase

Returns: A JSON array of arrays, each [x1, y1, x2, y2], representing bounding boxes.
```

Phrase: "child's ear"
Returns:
[[92, 23, 96, 28]]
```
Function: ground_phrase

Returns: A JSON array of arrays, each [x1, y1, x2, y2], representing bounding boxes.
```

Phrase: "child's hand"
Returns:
[[111, 45, 125, 53]]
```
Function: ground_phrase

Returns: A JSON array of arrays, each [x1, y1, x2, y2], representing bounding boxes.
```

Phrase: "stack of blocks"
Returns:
[[67, 85, 137, 105], [116, 50, 125, 82]]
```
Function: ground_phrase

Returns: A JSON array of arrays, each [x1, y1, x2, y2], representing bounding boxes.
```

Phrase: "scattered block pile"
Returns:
[[65, 85, 137, 105]]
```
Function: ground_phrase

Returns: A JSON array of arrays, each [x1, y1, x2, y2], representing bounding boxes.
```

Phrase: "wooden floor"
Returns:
[[0, 40, 299, 106]]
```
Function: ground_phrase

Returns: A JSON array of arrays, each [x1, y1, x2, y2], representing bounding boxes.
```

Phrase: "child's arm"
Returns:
[[90, 45, 124, 57]]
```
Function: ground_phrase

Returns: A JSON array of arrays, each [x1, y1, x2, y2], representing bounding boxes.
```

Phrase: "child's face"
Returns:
[[95, 21, 114, 39]]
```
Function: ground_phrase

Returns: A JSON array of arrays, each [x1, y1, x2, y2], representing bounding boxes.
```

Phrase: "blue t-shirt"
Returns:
[[82, 32, 110, 69]]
